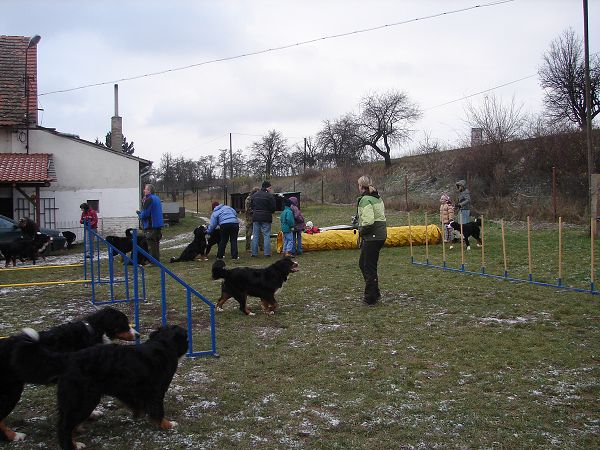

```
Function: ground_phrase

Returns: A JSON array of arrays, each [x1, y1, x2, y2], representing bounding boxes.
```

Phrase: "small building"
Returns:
[[0, 35, 152, 239]]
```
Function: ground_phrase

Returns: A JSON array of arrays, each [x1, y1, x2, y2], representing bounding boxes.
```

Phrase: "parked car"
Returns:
[[0, 214, 66, 251]]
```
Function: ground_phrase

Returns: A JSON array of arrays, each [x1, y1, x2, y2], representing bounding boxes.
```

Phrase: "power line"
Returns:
[[424, 73, 537, 110], [39, 0, 515, 97]]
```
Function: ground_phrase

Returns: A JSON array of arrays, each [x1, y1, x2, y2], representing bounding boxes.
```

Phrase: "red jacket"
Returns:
[[305, 226, 320, 234], [80, 208, 98, 229]]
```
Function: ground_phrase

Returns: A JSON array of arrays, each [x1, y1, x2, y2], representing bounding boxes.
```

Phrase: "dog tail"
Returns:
[[211, 259, 228, 280], [11, 328, 68, 384]]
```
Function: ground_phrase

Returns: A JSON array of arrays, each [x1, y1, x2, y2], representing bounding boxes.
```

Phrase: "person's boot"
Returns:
[[363, 279, 378, 305]]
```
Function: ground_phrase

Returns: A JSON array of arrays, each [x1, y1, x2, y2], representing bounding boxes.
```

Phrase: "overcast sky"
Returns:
[[3, 0, 598, 165]]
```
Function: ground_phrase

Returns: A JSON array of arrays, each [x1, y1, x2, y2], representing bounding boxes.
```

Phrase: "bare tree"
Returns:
[[358, 90, 422, 167], [316, 115, 363, 168], [463, 94, 527, 195], [413, 131, 446, 180], [248, 130, 289, 178], [539, 28, 600, 129]]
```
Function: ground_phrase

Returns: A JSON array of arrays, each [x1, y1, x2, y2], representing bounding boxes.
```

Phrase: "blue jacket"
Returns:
[[207, 204, 239, 234], [279, 206, 295, 233], [138, 193, 164, 230]]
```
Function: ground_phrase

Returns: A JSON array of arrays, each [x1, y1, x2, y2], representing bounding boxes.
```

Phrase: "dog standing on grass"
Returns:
[[448, 218, 482, 250], [0, 307, 135, 443], [11, 325, 187, 450]]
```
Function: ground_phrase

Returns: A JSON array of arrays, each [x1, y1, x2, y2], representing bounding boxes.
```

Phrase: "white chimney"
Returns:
[[111, 84, 123, 152]]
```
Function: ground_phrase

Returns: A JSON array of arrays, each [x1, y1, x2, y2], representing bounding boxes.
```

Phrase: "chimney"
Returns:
[[471, 128, 483, 147], [25, 35, 41, 126], [111, 84, 123, 152]]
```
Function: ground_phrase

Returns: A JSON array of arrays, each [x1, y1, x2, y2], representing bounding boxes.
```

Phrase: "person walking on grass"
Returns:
[[356, 175, 387, 306], [280, 198, 295, 257]]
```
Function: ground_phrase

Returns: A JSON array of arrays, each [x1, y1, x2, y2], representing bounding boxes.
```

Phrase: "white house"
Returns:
[[0, 35, 151, 238]]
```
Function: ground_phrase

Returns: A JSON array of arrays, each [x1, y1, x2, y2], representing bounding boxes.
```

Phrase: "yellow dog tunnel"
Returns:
[[277, 225, 441, 253]]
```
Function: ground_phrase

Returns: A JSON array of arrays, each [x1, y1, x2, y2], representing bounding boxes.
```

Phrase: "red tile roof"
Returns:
[[0, 153, 54, 185], [0, 35, 38, 126]]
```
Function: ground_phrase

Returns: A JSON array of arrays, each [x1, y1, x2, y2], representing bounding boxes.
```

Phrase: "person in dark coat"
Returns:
[[250, 180, 276, 257]]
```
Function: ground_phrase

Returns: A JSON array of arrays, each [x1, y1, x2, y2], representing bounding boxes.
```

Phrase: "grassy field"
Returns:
[[1, 203, 599, 449]]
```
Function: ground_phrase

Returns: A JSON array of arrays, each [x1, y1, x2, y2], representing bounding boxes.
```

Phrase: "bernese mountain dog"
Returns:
[[212, 256, 299, 315], [12, 325, 188, 450], [170, 225, 219, 262], [448, 217, 483, 250], [0, 306, 135, 443]]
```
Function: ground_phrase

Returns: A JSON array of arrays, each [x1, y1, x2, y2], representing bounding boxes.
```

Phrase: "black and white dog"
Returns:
[[448, 218, 482, 250], [170, 226, 219, 262]]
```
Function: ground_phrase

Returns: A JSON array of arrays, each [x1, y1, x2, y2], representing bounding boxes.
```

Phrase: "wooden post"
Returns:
[[501, 219, 507, 277], [196, 190, 199, 214], [591, 217, 595, 290], [405, 175, 409, 211], [425, 212, 429, 263], [552, 166, 557, 221], [527, 216, 533, 281], [480, 215, 485, 273], [460, 221, 465, 269], [408, 213, 413, 259], [558, 216, 563, 285], [321, 179, 324, 204]]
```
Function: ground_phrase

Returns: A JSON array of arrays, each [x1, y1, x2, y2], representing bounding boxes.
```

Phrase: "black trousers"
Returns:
[[358, 239, 384, 282], [217, 222, 239, 259]]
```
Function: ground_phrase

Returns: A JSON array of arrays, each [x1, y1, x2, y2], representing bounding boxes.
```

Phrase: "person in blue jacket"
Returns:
[[207, 201, 240, 260], [279, 198, 295, 257], [136, 184, 164, 262]]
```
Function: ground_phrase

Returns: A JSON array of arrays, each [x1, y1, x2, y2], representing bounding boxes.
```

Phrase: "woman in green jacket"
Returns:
[[356, 175, 387, 305]]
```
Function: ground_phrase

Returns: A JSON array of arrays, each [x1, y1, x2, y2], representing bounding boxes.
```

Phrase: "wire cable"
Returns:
[[39, 0, 515, 96]]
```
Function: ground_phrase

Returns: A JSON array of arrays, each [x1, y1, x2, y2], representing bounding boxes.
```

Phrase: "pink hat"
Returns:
[[440, 194, 450, 202]]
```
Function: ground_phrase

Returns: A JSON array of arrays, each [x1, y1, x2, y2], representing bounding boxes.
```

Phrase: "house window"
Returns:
[[15, 197, 58, 229], [87, 200, 99, 213]]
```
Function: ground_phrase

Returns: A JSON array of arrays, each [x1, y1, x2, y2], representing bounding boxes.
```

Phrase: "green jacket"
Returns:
[[357, 192, 387, 241]]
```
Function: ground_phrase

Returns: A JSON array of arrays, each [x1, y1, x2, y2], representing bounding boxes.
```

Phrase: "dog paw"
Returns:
[[267, 311, 275, 315], [467, 246, 471, 251], [216, 306, 224, 312], [247, 311, 256, 316], [75, 442, 87, 449], [10, 432, 26, 442], [449, 245, 454, 250], [477, 243, 481, 247]]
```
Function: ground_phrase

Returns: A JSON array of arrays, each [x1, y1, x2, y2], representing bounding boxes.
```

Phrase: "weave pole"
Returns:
[[558, 217, 563, 286], [460, 221, 465, 271], [480, 215, 486, 274], [425, 212, 429, 264], [527, 216, 533, 282], [501, 219, 508, 278], [592, 218, 596, 292], [408, 213, 413, 262]]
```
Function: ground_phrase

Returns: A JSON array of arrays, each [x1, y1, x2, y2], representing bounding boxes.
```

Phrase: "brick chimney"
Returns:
[[111, 84, 123, 152]]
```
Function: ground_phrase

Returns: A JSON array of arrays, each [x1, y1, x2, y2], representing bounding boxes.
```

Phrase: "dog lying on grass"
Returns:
[[448, 218, 482, 250]]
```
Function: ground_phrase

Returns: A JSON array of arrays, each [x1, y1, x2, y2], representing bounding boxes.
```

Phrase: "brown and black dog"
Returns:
[[211, 257, 299, 315]]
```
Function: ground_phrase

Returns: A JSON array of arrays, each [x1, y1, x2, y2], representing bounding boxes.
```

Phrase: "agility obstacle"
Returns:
[[82, 224, 217, 358], [409, 213, 600, 295]]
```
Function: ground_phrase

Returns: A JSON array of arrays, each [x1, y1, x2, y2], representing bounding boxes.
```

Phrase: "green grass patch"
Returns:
[[2, 205, 600, 448]]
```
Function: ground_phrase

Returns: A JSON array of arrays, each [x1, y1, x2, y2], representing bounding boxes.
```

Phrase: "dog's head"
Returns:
[[125, 228, 136, 238], [272, 256, 299, 276], [448, 220, 460, 231], [149, 325, 189, 358], [87, 306, 137, 341], [193, 225, 207, 239]]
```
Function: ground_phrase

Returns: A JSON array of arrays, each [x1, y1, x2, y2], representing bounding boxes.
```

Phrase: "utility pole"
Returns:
[[303, 137, 307, 172], [229, 133, 234, 180], [583, 0, 594, 218]]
